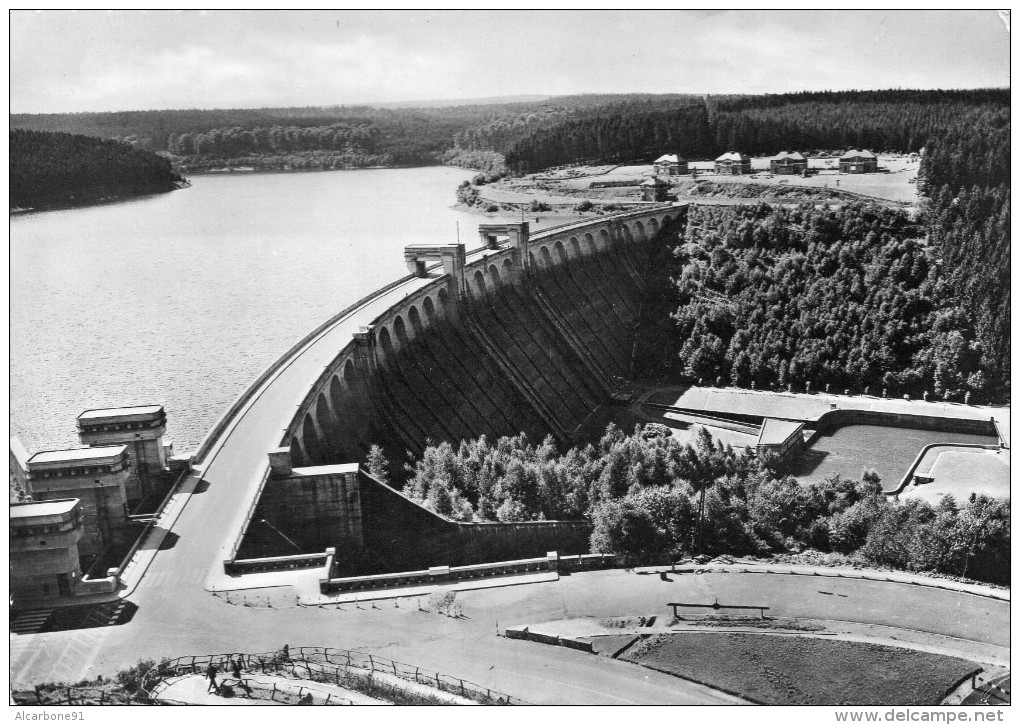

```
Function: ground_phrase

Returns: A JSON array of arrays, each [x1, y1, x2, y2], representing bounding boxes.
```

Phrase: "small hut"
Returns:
[[714, 152, 752, 175], [653, 154, 689, 176], [641, 176, 669, 202], [769, 151, 808, 175], [839, 149, 878, 174]]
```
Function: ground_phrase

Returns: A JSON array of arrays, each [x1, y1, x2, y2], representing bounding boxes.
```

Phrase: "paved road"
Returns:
[[11, 568, 1009, 703]]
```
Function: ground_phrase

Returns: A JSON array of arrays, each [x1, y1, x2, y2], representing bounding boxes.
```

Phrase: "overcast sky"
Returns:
[[9, 10, 1011, 114]]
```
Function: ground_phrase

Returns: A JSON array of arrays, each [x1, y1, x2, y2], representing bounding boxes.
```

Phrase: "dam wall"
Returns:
[[283, 206, 684, 468], [231, 206, 682, 569]]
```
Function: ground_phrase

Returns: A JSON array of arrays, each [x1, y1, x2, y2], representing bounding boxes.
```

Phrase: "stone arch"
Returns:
[[437, 288, 450, 316], [634, 220, 647, 242], [539, 246, 554, 270], [597, 228, 611, 252], [621, 223, 634, 243], [315, 392, 334, 459], [408, 305, 424, 336], [378, 325, 395, 362], [648, 217, 660, 235], [301, 412, 320, 465], [290, 434, 308, 468], [553, 240, 568, 265], [342, 358, 359, 389], [528, 251, 538, 269], [472, 269, 487, 296], [393, 315, 409, 346], [502, 257, 513, 276], [329, 374, 344, 413], [569, 236, 582, 260], [422, 295, 436, 322], [487, 263, 502, 290], [584, 232, 599, 256]]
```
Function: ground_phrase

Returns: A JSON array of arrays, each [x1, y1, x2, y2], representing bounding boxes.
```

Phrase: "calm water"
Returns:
[[10, 167, 494, 452]]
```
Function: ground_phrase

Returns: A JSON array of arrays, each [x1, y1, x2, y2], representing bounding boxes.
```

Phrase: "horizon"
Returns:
[[10, 10, 1010, 115], [8, 86, 1012, 118]]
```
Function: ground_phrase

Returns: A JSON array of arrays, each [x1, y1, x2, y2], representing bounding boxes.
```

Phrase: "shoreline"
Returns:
[[10, 180, 190, 216]]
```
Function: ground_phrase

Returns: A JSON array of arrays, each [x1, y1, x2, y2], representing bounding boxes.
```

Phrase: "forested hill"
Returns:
[[10, 94, 698, 173], [10, 129, 185, 210], [10, 89, 1007, 175]]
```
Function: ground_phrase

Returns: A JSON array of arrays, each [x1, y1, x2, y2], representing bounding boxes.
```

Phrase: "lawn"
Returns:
[[622, 633, 979, 705]]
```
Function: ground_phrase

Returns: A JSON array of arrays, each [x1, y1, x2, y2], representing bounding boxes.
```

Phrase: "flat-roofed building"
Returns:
[[756, 418, 806, 461], [839, 149, 878, 174], [10, 498, 85, 600], [26, 445, 131, 560], [653, 154, 689, 176], [714, 152, 752, 175], [77, 405, 169, 501], [769, 151, 808, 175], [10, 435, 31, 497]]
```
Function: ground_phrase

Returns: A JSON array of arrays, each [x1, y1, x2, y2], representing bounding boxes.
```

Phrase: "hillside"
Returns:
[[10, 129, 185, 210]]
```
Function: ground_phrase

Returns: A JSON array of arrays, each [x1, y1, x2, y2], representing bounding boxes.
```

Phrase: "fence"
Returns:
[[141, 647, 526, 705], [321, 554, 556, 594], [225, 550, 332, 576]]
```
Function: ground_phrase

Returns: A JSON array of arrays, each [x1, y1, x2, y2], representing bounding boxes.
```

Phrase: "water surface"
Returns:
[[11, 167, 491, 452]]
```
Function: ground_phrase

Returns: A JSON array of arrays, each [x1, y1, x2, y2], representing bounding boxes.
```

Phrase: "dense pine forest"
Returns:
[[10, 129, 185, 209], [389, 424, 1009, 585]]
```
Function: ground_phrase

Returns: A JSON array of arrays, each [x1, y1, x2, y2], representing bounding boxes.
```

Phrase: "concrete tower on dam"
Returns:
[[233, 206, 685, 573]]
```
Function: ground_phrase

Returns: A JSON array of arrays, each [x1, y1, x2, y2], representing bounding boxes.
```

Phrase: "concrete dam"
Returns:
[[216, 206, 686, 577]]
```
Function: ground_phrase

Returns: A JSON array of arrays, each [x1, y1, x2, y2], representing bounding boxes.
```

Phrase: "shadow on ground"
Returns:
[[10, 600, 138, 635]]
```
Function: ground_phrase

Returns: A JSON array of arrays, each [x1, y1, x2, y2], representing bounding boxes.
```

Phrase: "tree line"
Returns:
[[10, 129, 184, 209], [500, 89, 1008, 172], [376, 425, 1008, 586]]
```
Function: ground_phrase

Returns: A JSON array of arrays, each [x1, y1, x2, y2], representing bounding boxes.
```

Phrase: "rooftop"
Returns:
[[10, 498, 80, 520], [772, 151, 807, 161], [654, 154, 684, 164], [641, 176, 669, 187], [839, 149, 877, 160], [29, 445, 128, 465], [757, 418, 805, 447], [78, 404, 164, 420], [715, 152, 750, 162]]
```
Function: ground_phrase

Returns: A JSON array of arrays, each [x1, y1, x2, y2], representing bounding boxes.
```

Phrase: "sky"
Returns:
[[8, 10, 1011, 114]]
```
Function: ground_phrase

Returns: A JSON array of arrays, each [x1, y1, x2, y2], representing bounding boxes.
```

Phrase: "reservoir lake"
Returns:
[[10, 166, 501, 452]]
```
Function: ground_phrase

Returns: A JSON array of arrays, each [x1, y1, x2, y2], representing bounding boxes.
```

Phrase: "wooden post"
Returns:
[[436, 673, 441, 688], [369, 654, 374, 671], [392, 662, 398, 676], [325, 693, 331, 704], [271, 683, 277, 701], [460, 680, 466, 697]]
